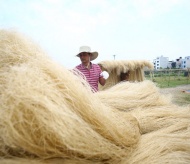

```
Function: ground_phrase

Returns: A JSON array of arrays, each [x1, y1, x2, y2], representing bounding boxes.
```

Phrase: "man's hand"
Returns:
[[100, 71, 109, 79]]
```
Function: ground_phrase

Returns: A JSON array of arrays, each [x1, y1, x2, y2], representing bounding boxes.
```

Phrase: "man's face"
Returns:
[[79, 52, 91, 63]]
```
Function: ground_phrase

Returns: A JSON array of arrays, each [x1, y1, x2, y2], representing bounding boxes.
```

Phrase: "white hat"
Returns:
[[76, 46, 98, 61]]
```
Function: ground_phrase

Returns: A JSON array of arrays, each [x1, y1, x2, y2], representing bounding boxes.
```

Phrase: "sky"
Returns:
[[0, 0, 190, 68]]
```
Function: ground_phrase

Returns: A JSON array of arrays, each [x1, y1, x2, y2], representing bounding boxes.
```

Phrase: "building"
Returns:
[[153, 56, 169, 70], [182, 56, 190, 69], [185, 56, 190, 60], [176, 57, 182, 68], [177, 56, 190, 69], [181, 59, 187, 68], [167, 61, 173, 69]]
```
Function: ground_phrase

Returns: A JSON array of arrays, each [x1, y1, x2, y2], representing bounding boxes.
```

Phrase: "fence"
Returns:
[[144, 69, 190, 88]]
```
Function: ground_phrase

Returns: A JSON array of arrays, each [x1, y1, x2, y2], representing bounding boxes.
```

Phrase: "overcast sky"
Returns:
[[1, 0, 190, 68]]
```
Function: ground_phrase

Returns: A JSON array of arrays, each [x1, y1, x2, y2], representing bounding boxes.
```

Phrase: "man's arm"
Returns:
[[99, 76, 106, 86]]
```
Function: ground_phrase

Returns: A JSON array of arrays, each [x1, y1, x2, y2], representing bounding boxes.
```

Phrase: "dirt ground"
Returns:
[[160, 84, 190, 106]]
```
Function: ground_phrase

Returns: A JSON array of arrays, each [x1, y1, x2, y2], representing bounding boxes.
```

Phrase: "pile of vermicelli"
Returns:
[[0, 29, 190, 164], [98, 60, 154, 90]]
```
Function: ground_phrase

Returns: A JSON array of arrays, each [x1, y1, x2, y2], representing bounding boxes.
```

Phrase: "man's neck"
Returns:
[[82, 62, 91, 69]]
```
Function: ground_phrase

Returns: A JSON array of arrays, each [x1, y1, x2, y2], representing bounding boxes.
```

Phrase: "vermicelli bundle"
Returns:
[[98, 60, 154, 90], [0, 29, 190, 164], [0, 29, 140, 162], [97, 80, 171, 111]]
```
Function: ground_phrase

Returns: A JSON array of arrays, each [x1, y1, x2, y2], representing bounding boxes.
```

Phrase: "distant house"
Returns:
[[176, 58, 182, 68], [153, 56, 190, 69], [185, 56, 190, 60], [167, 61, 173, 69], [153, 56, 169, 70], [184, 56, 190, 68], [181, 59, 187, 68], [187, 61, 190, 69], [178, 56, 190, 69]]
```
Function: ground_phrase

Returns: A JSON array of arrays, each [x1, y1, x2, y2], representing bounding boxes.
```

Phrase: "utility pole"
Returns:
[[113, 55, 116, 60]]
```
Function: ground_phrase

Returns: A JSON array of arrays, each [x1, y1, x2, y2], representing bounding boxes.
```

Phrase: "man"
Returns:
[[75, 46, 109, 92]]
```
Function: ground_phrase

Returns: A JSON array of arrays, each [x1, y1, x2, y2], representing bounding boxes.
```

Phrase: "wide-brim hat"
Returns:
[[76, 46, 98, 61]]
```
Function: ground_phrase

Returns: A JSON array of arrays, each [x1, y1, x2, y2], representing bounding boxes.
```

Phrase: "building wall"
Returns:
[[167, 61, 172, 69], [153, 56, 169, 70], [181, 56, 190, 68], [185, 56, 190, 60], [186, 60, 190, 68], [185, 56, 190, 68], [181, 59, 186, 68]]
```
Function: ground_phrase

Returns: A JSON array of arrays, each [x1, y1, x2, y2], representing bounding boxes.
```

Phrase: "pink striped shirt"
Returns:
[[76, 63, 102, 92]]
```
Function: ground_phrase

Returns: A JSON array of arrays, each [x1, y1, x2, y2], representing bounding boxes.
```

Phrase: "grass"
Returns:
[[146, 74, 190, 105], [145, 76, 190, 88]]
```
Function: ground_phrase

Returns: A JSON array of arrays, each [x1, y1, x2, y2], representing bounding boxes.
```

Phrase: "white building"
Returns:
[[153, 55, 169, 70], [182, 56, 190, 69]]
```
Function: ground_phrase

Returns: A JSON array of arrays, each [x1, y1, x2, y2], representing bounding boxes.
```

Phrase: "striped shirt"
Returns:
[[76, 63, 102, 92]]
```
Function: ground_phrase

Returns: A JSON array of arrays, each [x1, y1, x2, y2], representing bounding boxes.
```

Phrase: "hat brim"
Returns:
[[76, 52, 98, 61], [90, 52, 98, 61]]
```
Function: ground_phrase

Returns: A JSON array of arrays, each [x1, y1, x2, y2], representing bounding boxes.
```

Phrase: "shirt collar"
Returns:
[[81, 62, 93, 69]]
